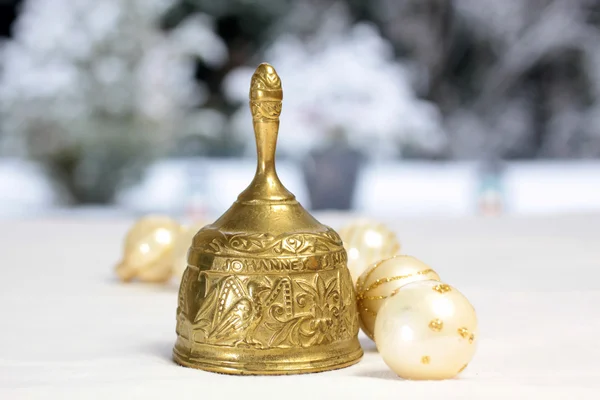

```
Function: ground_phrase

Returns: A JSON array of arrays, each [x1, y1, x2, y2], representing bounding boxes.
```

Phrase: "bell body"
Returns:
[[173, 64, 362, 375]]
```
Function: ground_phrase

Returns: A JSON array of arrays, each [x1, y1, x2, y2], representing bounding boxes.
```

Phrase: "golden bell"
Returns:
[[173, 63, 362, 375]]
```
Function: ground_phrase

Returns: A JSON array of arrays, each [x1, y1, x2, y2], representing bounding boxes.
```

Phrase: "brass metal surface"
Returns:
[[173, 63, 363, 375]]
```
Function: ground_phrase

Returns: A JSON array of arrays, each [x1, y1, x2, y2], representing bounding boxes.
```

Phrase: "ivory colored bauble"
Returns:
[[171, 222, 206, 281], [338, 219, 401, 283], [115, 215, 181, 283], [374, 280, 478, 380], [356, 255, 440, 340]]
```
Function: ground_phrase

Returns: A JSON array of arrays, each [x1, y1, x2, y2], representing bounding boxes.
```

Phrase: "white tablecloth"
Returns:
[[1, 213, 599, 399]]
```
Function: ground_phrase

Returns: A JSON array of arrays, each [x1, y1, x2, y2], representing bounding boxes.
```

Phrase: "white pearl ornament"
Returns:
[[338, 219, 401, 284], [374, 280, 478, 380], [356, 255, 441, 340], [115, 215, 181, 283]]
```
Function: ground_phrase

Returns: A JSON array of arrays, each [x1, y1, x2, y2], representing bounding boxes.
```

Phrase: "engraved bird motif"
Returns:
[[242, 280, 277, 347], [210, 298, 254, 340], [247, 281, 271, 302]]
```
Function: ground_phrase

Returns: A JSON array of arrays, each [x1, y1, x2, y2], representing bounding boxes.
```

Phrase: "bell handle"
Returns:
[[238, 63, 294, 202]]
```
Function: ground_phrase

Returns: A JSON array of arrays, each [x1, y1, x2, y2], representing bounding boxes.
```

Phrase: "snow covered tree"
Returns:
[[222, 2, 446, 159], [0, 0, 227, 203]]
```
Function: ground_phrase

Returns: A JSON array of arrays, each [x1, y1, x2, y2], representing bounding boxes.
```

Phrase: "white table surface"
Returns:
[[1, 213, 599, 399]]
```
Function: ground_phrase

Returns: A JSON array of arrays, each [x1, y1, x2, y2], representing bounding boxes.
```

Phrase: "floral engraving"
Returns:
[[179, 267, 358, 349], [193, 229, 344, 257], [250, 100, 282, 121], [250, 66, 281, 91]]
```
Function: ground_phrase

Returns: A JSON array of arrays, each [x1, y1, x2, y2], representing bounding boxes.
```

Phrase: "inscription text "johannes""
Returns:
[[216, 251, 347, 273]]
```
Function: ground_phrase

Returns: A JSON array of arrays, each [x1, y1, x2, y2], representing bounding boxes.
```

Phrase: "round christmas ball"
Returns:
[[374, 280, 477, 380], [115, 215, 181, 283], [356, 255, 440, 340], [338, 219, 401, 284]]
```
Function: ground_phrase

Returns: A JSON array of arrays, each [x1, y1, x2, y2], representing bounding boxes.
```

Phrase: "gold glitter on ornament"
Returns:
[[421, 356, 431, 365], [458, 364, 468, 373], [429, 319, 443, 332], [433, 283, 452, 294], [363, 268, 437, 292], [458, 327, 469, 339]]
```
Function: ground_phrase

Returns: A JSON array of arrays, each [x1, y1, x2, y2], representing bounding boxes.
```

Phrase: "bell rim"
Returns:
[[172, 338, 363, 375]]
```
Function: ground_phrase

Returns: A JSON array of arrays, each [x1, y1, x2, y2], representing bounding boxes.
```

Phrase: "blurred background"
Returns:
[[1, 0, 600, 219]]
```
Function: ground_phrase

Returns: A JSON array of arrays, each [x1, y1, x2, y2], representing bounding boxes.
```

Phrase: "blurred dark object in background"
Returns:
[[476, 153, 505, 216], [0, 0, 21, 38], [302, 128, 363, 210]]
